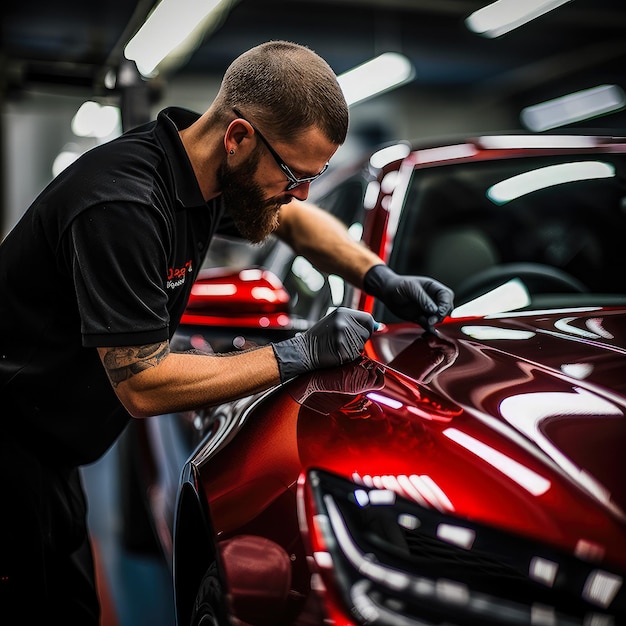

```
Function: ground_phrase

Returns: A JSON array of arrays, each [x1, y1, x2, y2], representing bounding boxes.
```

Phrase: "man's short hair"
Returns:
[[217, 40, 349, 145]]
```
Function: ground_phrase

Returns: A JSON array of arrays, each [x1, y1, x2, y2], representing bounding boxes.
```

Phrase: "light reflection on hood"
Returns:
[[499, 386, 625, 521]]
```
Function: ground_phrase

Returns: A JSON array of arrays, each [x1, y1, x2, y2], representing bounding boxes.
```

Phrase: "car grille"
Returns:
[[301, 469, 625, 626]]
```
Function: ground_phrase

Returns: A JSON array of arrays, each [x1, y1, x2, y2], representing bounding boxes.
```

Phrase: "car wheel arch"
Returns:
[[173, 475, 226, 626]]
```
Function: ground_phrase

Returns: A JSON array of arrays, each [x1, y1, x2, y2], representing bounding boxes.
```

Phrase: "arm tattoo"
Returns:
[[102, 342, 170, 388]]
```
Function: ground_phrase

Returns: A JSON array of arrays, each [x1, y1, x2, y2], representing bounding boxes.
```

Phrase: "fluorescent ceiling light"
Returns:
[[487, 161, 615, 205], [338, 53, 414, 106], [521, 85, 626, 132], [126, 0, 412, 103], [124, 0, 227, 77], [466, 0, 573, 38], [72, 101, 121, 138]]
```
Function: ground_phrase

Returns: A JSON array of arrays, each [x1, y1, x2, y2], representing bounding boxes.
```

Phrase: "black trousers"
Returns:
[[0, 433, 100, 624]]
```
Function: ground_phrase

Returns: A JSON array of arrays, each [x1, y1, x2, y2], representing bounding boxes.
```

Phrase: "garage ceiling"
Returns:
[[3, 0, 626, 129]]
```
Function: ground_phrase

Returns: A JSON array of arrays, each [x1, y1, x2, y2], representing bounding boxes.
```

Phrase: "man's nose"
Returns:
[[288, 181, 311, 201]]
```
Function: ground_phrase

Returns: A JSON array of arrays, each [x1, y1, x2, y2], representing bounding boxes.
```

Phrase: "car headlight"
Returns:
[[299, 469, 625, 625]]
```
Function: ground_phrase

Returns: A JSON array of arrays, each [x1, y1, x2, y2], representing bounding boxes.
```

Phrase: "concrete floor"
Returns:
[[82, 441, 176, 626]]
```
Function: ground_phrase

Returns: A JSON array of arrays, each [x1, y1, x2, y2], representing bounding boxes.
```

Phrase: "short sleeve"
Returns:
[[69, 202, 172, 347]]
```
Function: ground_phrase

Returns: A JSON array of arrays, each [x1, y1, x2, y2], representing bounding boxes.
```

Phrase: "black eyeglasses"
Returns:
[[232, 108, 329, 191]]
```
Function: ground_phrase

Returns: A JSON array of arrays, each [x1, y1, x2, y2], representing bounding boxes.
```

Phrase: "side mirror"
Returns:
[[181, 267, 292, 329]]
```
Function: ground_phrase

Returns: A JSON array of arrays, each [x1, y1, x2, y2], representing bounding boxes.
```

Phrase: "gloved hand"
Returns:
[[364, 264, 454, 332], [289, 358, 385, 415], [272, 307, 376, 382]]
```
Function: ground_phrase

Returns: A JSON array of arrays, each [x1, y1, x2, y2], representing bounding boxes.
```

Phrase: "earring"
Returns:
[[229, 149, 235, 155]]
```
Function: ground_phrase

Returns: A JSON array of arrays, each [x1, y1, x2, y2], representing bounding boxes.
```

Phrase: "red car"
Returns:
[[121, 134, 626, 626]]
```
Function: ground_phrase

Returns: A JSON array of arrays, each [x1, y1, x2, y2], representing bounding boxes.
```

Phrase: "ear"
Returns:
[[224, 118, 254, 156]]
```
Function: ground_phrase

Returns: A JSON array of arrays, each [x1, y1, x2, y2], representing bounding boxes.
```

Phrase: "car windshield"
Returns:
[[387, 152, 626, 309], [200, 148, 626, 326]]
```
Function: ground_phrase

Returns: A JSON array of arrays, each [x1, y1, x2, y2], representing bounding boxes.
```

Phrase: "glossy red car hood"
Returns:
[[289, 306, 626, 570]]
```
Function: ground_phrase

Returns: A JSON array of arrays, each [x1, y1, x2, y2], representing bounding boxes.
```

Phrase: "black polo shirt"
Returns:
[[0, 107, 231, 465]]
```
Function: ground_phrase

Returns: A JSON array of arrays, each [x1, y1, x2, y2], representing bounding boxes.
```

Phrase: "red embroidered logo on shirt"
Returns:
[[167, 260, 193, 289]]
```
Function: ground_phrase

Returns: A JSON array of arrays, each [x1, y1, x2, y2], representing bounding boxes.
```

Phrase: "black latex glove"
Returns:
[[271, 307, 376, 382], [364, 264, 454, 332], [289, 358, 385, 415]]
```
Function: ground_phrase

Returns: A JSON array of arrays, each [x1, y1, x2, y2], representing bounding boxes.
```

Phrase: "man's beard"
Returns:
[[218, 150, 286, 244]]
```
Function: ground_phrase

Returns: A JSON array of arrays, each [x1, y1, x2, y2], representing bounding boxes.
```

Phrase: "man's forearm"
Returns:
[[276, 200, 382, 288], [99, 344, 281, 418]]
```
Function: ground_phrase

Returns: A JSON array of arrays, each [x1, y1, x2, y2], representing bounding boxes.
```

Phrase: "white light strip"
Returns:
[[437, 523, 476, 549], [366, 392, 403, 410], [451, 279, 530, 318], [461, 326, 535, 340], [487, 161, 615, 205], [477, 135, 597, 149], [486, 306, 599, 319], [466, 0, 573, 38], [124, 0, 226, 76], [338, 52, 415, 106], [415, 144, 478, 164], [369, 143, 411, 170], [521, 84, 626, 132], [443, 428, 551, 496]]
